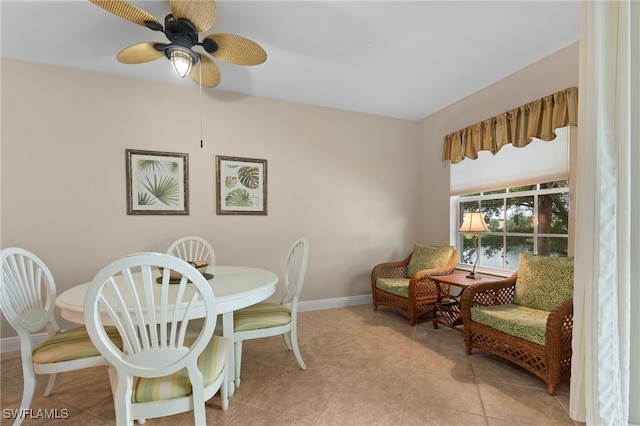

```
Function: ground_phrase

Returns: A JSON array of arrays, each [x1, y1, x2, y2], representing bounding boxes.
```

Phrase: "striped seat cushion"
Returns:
[[130, 336, 229, 403], [32, 326, 122, 363], [233, 303, 291, 332]]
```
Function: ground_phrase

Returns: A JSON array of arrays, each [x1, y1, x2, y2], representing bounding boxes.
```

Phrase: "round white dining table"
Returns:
[[55, 265, 278, 396]]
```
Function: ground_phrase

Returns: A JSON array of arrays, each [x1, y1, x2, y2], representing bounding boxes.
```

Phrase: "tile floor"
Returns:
[[1, 304, 584, 425]]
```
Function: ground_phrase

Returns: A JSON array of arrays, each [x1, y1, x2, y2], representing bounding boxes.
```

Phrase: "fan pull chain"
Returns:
[[199, 62, 203, 148]]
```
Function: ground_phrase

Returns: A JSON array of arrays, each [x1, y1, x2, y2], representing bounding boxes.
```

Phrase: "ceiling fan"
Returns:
[[90, 0, 266, 88]]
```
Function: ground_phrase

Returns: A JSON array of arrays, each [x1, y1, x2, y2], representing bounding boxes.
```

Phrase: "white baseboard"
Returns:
[[1, 332, 49, 354], [298, 294, 372, 312], [1, 295, 373, 354]]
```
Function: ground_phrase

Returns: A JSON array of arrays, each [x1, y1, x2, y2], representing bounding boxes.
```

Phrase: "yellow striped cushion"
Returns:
[[130, 336, 229, 403], [233, 303, 291, 332], [32, 326, 121, 363]]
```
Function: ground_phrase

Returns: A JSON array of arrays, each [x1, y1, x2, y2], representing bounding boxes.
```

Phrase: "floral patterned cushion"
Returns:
[[470, 304, 549, 346], [375, 278, 410, 298], [406, 245, 454, 278], [513, 253, 574, 311]]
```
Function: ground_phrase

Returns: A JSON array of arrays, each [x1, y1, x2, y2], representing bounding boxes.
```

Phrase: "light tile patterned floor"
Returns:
[[0, 305, 584, 425]]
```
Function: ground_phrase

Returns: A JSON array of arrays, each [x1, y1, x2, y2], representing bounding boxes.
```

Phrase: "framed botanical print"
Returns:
[[216, 155, 267, 215], [126, 149, 189, 215]]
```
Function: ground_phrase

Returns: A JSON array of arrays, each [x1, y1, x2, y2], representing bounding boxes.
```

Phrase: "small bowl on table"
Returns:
[[162, 261, 208, 281]]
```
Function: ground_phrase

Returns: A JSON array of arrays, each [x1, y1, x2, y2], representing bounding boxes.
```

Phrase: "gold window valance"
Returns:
[[442, 87, 578, 164]]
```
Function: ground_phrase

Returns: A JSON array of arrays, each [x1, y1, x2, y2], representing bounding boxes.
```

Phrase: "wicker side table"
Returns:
[[431, 271, 503, 331]]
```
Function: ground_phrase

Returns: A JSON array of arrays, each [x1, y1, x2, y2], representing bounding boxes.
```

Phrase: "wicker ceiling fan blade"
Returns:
[[190, 54, 221, 88], [116, 43, 165, 64], [204, 34, 267, 66], [90, 0, 162, 29], [170, 0, 216, 33]]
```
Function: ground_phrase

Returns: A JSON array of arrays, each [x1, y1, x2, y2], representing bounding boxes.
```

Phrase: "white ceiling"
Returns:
[[0, 1, 580, 121]]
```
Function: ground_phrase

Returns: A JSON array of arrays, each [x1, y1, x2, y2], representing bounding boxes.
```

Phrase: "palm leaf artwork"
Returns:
[[166, 161, 180, 174], [225, 189, 253, 207], [137, 192, 154, 205], [225, 176, 238, 189], [140, 174, 180, 205], [137, 159, 164, 173], [237, 166, 260, 189]]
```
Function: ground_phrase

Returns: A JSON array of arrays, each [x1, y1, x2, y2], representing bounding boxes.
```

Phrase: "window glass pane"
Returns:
[[509, 184, 536, 193], [506, 196, 534, 233], [483, 189, 506, 195], [459, 234, 477, 266], [541, 179, 569, 188], [506, 236, 534, 270], [460, 201, 479, 228], [479, 234, 504, 269], [481, 199, 505, 232], [538, 192, 569, 234], [538, 237, 568, 257], [461, 192, 481, 198], [460, 201, 479, 211]]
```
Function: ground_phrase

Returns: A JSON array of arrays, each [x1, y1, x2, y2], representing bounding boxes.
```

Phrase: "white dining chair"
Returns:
[[83, 252, 229, 426], [0, 247, 116, 426], [232, 238, 309, 387], [166, 236, 216, 266]]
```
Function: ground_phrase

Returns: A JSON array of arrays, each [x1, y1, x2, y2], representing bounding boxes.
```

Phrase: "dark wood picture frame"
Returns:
[[216, 155, 267, 215], [126, 149, 189, 215]]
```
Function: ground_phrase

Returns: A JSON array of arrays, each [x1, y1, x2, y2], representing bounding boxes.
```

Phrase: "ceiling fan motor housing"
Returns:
[[164, 14, 199, 48]]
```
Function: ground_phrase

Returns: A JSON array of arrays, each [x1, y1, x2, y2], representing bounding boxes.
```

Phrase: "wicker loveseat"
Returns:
[[460, 253, 574, 395], [371, 245, 458, 325]]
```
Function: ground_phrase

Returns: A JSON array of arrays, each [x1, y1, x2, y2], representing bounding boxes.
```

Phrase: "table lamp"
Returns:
[[459, 211, 488, 279]]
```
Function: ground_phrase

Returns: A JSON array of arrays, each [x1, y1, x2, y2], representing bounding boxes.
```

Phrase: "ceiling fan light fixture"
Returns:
[[167, 46, 199, 78]]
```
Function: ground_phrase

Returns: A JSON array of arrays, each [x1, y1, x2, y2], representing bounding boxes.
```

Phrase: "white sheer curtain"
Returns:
[[570, 1, 639, 424]]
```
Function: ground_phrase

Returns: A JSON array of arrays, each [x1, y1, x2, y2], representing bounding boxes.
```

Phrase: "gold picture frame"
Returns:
[[216, 155, 267, 215], [126, 149, 189, 215]]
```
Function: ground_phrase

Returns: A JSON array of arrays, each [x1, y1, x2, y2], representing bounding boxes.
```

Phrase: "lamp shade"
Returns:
[[459, 212, 488, 233]]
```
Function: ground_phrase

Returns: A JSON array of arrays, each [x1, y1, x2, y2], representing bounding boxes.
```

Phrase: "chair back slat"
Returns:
[[282, 238, 309, 307], [1, 248, 58, 334], [167, 236, 216, 266], [100, 276, 143, 354], [85, 252, 216, 378]]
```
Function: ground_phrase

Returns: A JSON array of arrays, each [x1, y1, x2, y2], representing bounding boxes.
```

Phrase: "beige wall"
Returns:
[[1, 42, 579, 338], [416, 42, 580, 243], [1, 59, 419, 337]]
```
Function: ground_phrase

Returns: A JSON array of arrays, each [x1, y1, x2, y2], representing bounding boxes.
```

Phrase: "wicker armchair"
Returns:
[[371, 245, 458, 325], [460, 254, 574, 395]]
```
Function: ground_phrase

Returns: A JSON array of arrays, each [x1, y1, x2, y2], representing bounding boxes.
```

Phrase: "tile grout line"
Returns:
[[464, 346, 491, 426]]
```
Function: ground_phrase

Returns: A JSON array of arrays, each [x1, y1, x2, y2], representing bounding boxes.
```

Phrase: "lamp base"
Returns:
[[466, 272, 481, 279]]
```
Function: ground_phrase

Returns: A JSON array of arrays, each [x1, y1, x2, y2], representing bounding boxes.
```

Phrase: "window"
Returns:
[[448, 125, 574, 274], [456, 179, 570, 272]]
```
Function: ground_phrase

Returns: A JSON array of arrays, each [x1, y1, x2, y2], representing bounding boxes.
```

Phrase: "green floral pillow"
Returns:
[[513, 253, 574, 311], [406, 245, 454, 278]]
